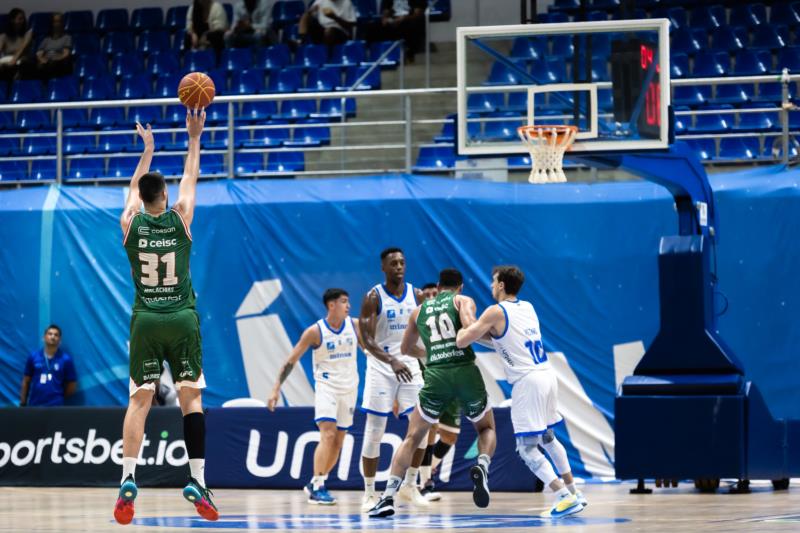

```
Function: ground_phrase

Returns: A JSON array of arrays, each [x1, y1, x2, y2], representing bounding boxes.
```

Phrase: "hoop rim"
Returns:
[[517, 125, 579, 136]]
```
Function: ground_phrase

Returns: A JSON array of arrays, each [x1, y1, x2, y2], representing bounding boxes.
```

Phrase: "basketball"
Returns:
[[177, 72, 215, 109]]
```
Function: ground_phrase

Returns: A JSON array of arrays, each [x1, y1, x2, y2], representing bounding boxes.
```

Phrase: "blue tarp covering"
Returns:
[[0, 168, 798, 479]]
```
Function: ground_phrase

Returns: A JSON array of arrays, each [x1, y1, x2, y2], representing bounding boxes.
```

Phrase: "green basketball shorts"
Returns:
[[129, 308, 204, 395], [418, 363, 488, 423]]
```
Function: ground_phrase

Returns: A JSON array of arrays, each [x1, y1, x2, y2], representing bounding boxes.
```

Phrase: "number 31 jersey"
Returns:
[[489, 299, 551, 384], [123, 209, 196, 313]]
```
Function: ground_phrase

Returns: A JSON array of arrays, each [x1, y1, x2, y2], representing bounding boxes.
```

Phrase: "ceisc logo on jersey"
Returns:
[[139, 238, 178, 248]]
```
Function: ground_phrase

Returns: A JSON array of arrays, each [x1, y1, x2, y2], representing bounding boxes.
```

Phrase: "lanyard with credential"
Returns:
[[42, 353, 53, 382]]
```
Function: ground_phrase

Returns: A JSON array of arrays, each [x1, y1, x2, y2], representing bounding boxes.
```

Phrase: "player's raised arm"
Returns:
[[267, 325, 320, 411], [456, 304, 505, 349], [400, 307, 426, 359], [173, 107, 206, 228], [120, 122, 154, 234], [359, 290, 413, 382]]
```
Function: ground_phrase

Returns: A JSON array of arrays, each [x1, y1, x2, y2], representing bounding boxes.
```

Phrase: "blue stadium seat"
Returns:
[[47, 76, 79, 101], [531, 58, 566, 83], [507, 155, 532, 169], [282, 24, 300, 45], [313, 97, 356, 118], [692, 51, 729, 77], [164, 105, 193, 125], [0, 161, 28, 181], [587, 34, 611, 58], [689, 5, 725, 29], [30, 160, 58, 181], [67, 157, 106, 179], [267, 151, 304, 172], [367, 41, 401, 69], [732, 111, 776, 132], [670, 28, 705, 55], [733, 50, 771, 76], [729, 3, 767, 27], [111, 54, 144, 78], [268, 68, 301, 93], [63, 109, 89, 129], [131, 7, 164, 32], [275, 99, 316, 120], [75, 55, 107, 79], [673, 85, 712, 107], [301, 67, 341, 92], [714, 84, 754, 105], [90, 107, 125, 127], [184, 50, 216, 73], [63, 132, 95, 154], [413, 145, 455, 172], [148, 52, 181, 78], [272, 1, 305, 28], [429, 0, 452, 22], [288, 121, 330, 145], [73, 34, 101, 55], [239, 101, 279, 121], [206, 104, 230, 124], [231, 69, 266, 94], [591, 57, 609, 81], [221, 48, 253, 72], [235, 153, 264, 175], [776, 46, 800, 73], [550, 35, 574, 58], [173, 30, 187, 54], [509, 37, 546, 62], [353, 0, 378, 22], [255, 45, 291, 71], [711, 26, 747, 53], [552, 0, 579, 9], [752, 83, 790, 104], [434, 114, 480, 142], [150, 155, 185, 176], [29, 13, 52, 37], [671, 53, 689, 79], [665, 7, 688, 30], [684, 139, 716, 161], [482, 116, 520, 141], [718, 137, 760, 160], [687, 110, 734, 133], [585, 10, 608, 22], [103, 32, 136, 55], [484, 62, 525, 86], [97, 9, 129, 32], [96, 130, 132, 153], [159, 132, 185, 151], [0, 137, 20, 155], [137, 30, 171, 55], [105, 156, 140, 178], [64, 11, 94, 33], [11, 80, 44, 103], [199, 154, 224, 175], [201, 129, 229, 149], [342, 65, 380, 90], [153, 74, 181, 98], [207, 69, 228, 95], [598, 88, 613, 111], [129, 105, 162, 125], [18, 110, 51, 129], [244, 123, 291, 147], [292, 44, 328, 70], [537, 12, 569, 23], [672, 110, 688, 135], [166, 6, 188, 31], [0, 112, 13, 130], [328, 41, 366, 68], [504, 92, 527, 113], [770, 2, 800, 26], [467, 93, 504, 113], [751, 25, 787, 51], [81, 77, 116, 100]]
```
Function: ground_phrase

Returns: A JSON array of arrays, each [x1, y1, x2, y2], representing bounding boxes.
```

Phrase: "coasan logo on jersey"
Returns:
[[138, 238, 178, 248]]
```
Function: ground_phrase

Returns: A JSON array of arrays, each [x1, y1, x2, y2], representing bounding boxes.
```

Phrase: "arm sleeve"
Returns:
[[23, 354, 34, 377], [64, 356, 77, 382]]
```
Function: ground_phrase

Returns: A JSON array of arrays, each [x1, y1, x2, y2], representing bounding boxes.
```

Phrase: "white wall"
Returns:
[[15, 0, 541, 43]]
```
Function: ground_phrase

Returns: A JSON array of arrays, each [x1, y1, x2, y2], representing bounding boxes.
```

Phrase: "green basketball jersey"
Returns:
[[417, 290, 475, 368], [123, 209, 196, 313]]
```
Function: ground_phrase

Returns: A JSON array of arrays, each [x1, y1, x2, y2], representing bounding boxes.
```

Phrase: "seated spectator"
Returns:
[[19, 324, 78, 407], [35, 12, 72, 80], [366, 0, 426, 62], [186, 0, 229, 57], [0, 8, 34, 82], [299, 0, 356, 47], [226, 0, 277, 48]]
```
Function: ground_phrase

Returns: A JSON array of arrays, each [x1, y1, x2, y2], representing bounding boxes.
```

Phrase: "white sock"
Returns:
[[364, 476, 376, 495], [404, 467, 419, 486], [383, 475, 402, 498], [189, 458, 206, 488], [121, 457, 137, 484], [312, 475, 324, 490], [478, 453, 491, 472], [556, 487, 571, 499], [322, 473, 328, 482], [420, 465, 432, 484], [566, 482, 577, 494]]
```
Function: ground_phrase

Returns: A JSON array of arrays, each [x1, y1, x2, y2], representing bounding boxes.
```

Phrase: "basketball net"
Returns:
[[517, 125, 578, 184]]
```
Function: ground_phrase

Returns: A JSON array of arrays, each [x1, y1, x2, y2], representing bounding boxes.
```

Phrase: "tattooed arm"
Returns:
[[267, 324, 321, 411]]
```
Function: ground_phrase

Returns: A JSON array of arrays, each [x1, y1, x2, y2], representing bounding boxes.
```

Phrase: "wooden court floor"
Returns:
[[1, 482, 799, 532]]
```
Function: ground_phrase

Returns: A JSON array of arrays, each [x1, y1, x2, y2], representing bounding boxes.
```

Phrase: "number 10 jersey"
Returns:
[[123, 209, 196, 313]]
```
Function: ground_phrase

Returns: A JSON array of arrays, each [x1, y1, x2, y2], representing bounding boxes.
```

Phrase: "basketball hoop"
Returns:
[[517, 125, 578, 184]]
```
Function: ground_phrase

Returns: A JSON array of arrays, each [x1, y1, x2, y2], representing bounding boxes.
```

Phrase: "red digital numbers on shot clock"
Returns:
[[640, 43, 660, 129]]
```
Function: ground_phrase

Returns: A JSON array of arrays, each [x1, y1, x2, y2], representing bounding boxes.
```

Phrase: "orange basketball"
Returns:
[[177, 72, 215, 109]]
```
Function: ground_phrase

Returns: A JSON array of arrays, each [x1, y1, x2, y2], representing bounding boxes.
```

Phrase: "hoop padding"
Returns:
[[517, 125, 578, 184]]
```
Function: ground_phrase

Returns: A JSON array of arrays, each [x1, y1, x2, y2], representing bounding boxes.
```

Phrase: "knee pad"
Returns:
[[541, 432, 571, 476], [542, 429, 555, 445], [361, 414, 388, 458], [516, 437, 558, 486]]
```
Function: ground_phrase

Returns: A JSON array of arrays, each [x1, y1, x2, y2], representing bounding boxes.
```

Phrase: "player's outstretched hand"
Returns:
[[186, 106, 206, 140], [390, 358, 413, 383], [267, 390, 279, 412], [135, 122, 154, 152]]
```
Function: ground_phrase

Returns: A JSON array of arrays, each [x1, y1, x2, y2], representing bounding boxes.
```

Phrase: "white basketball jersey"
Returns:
[[368, 283, 419, 375], [312, 317, 359, 393], [490, 299, 552, 384]]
